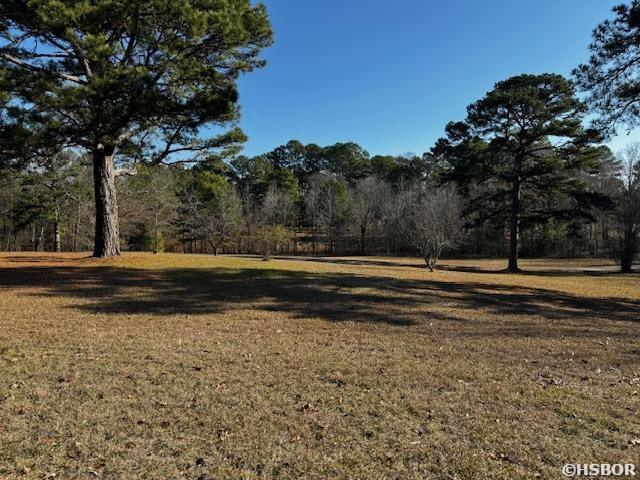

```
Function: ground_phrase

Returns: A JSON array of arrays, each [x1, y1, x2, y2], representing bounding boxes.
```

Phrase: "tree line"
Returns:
[[1, 136, 637, 270], [1, 1, 639, 271], [0, 142, 461, 265]]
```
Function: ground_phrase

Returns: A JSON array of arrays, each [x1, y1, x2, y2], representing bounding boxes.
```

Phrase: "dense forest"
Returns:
[[0, 0, 639, 271]]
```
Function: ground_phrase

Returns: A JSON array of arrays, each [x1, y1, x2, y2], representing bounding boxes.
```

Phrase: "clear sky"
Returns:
[[237, 0, 638, 157]]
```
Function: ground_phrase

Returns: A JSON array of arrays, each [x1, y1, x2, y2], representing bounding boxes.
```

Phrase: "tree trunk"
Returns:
[[54, 214, 61, 253], [620, 225, 637, 273], [424, 257, 434, 272], [508, 180, 521, 273], [36, 224, 44, 252], [360, 225, 366, 255], [312, 229, 316, 255], [92, 147, 121, 258], [153, 211, 159, 254], [73, 204, 81, 252]]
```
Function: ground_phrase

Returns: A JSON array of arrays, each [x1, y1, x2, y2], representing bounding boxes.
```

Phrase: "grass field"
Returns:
[[0, 253, 639, 479]]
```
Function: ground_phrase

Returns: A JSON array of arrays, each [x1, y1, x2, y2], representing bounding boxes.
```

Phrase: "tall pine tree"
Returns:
[[434, 74, 603, 272], [0, 0, 272, 256]]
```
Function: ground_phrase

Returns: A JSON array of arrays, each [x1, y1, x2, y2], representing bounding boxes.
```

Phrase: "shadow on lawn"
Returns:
[[0, 263, 639, 331], [435, 265, 626, 276], [234, 255, 428, 270], [0, 255, 93, 264], [244, 255, 633, 276]]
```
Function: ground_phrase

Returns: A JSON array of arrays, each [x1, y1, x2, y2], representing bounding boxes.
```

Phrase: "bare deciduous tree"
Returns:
[[407, 186, 463, 271], [305, 173, 326, 254], [381, 180, 415, 254], [350, 176, 390, 254], [118, 165, 179, 253], [181, 187, 242, 256], [309, 174, 350, 254], [261, 183, 297, 227]]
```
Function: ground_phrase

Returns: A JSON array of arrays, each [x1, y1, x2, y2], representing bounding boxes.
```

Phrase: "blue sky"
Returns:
[[237, 0, 638, 157]]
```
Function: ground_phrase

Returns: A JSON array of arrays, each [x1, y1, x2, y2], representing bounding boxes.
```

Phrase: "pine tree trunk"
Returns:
[[37, 225, 44, 252], [73, 204, 81, 252], [508, 180, 521, 273], [92, 147, 121, 258], [54, 216, 61, 253]]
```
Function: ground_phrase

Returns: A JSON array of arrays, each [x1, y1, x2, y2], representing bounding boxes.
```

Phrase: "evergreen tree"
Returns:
[[0, 0, 272, 257], [574, 1, 640, 133], [435, 74, 603, 272]]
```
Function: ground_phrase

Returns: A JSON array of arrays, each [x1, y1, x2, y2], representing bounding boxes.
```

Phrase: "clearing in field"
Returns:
[[0, 253, 639, 479]]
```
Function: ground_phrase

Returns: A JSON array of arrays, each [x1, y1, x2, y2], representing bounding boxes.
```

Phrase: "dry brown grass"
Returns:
[[0, 252, 639, 479]]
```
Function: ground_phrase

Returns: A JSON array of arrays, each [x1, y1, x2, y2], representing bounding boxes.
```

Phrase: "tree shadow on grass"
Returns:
[[233, 255, 429, 270], [0, 255, 94, 264], [436, 264, 639, 276], [246, 255, 636, 276], [0, 263, 639, 335]]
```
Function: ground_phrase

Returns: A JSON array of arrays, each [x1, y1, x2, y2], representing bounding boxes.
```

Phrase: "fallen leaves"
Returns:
[[299, 403, 315, 414], [217, 429, 232, 442]]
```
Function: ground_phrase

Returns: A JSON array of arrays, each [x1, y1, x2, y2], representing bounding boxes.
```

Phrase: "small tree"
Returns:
[[254, 225, 291, 260], [120, 164, 179, 253], [407, 187, 462, 271], [179, 169, 241, 256]]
